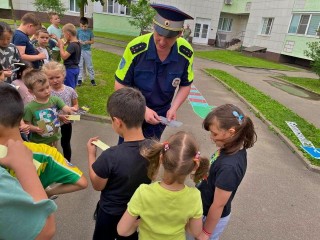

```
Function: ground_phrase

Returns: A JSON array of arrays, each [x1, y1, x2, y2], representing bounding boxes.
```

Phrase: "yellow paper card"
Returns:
[[0, 144, 41, 170], [66, 115, 81, 121], [92, 140, 110, 151]]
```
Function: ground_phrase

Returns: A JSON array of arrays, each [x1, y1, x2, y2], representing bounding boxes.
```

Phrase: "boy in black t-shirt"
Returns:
[[53, 23, 80, 89], [86, 87, 151, 240]]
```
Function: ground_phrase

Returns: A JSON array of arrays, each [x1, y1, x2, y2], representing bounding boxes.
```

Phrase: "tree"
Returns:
[[127, 0, 155, 35], [33, 0, 67, 16], [304, 41, 320, 79], [8, 0, 17, 29]]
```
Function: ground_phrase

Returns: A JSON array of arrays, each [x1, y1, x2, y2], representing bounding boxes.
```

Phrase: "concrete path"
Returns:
[[53, 42, 320, 240]]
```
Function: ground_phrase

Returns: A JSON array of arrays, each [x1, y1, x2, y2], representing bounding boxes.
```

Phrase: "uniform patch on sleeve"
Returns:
[[179, 45, 193, 58], [119, 57, 126, 69], [130, 42, 147, 54]]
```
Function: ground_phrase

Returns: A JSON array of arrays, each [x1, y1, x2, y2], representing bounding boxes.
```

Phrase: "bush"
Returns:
[[304, 41, 320, 79]]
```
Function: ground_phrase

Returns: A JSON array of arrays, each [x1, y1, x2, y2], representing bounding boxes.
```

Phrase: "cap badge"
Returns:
[[164, 20, 170, 27]]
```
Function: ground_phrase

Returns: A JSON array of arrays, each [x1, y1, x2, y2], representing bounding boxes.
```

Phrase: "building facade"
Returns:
[[1, 0, 319, 64]]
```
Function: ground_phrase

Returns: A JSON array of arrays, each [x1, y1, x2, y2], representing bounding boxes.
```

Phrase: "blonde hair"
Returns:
[[62, 23, 77, 36], [42, 61, 66, 77], [22, 69, 48, 90], [141, 131, 209, 184]]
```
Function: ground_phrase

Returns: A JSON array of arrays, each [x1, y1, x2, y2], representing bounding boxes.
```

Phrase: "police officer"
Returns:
[[115, 3, 194, 141]]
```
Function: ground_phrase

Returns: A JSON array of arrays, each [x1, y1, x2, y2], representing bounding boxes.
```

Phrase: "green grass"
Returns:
[[196, 50, 297, 71], [206, 68, 320, 166], [279, 76, 320, 94], [77, 48, 120, 115], [94, 38, 127, 48], [94, 31, 136, 43]]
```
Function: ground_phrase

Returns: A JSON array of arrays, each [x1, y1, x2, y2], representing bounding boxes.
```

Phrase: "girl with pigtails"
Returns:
[[117, 131, 210, 240], [196, 104, 257, 240]]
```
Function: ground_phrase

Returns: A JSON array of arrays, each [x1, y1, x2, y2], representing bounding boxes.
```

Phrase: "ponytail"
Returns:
[[140, 140, 163, 180], [193, 156, 210, 183]]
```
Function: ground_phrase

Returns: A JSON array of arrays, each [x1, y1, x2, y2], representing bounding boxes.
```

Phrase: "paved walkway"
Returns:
[[53, 42, 320, 240]]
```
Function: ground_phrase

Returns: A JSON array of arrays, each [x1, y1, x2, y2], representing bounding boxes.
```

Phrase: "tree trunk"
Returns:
[[80, 6, 85, 18], [9, 0, 17, 29]]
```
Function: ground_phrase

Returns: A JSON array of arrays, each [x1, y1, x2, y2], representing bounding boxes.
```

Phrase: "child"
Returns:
[[0, 82, 87, 197], [86, 87, 151, 240], [12, 13, 46, 69], [117, 131, 210, 240], [77, 17, 96, 86], [0, 140, 56, 240], [0, 21, 22, 83], [196, 104, 257, 240], [43, 61, 78, 162], [33, 28, 53, 66], [23, 68, 74, 147], [47, 12, 62, 62], [53, 23, 80, 89]]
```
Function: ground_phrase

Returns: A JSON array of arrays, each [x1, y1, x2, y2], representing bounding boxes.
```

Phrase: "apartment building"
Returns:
[[1, 0, 319, 64]]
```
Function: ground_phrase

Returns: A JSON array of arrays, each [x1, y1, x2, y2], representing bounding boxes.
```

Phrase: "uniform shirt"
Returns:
[[115, 33, 194, 116], [92, 140, 151, 216], [0, 166, 57, 240], [12, 30, 41, 69], [64, 41, 81, 68], [128, 182, 203, 240], [77, 28, 94, 51], [198, 148, 247, 218], [23, 96, 66, 144], [6, 142, 83, 188]]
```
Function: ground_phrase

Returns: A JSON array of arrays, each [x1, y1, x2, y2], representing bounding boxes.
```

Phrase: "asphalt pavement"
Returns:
[[53, 42, 320, 240]]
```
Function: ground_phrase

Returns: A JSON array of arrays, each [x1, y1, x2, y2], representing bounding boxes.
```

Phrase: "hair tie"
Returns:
[[163, 141, 169, 151], [232, 111, 244, 124], [194, 151, 200, 164]]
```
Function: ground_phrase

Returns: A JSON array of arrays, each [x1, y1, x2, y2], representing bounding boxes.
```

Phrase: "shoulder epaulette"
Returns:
[[130, 42, 147, 54], [179, 45, 193, 58]]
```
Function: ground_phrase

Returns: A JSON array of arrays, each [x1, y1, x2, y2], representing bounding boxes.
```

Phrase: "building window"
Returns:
[[218, 18, 233, 32], [103, 0, 137, 16], [261, 18, 274, 35], [70, 0, 80, 12], [69, 0, 87, 13], [288, 14, 320, 36]]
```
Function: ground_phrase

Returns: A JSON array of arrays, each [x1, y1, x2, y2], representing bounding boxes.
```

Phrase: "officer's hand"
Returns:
[[145, 107, 161, 125], [166, 108, 177, 121]]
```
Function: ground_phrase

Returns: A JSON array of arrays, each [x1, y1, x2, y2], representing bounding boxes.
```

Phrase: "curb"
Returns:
[[81, 113, 112, 124], [203, 69, 320, 174], [271, 75, 320, 96]]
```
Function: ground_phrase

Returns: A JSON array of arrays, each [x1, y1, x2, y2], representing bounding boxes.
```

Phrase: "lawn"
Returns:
[[94, 31, 136, 43], [76, 48, 121, 115], [279, 76, 320, 94], [206, 68, 320, 166], [196, 50, 297, 71]]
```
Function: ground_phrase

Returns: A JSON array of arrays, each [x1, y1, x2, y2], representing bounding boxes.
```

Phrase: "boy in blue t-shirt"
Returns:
[[77, 17, 96, 86], [12, 13, 46, 69]]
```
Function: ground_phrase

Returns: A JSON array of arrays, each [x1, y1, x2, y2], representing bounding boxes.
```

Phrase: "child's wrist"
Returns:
[[202, 227, 212, 237]]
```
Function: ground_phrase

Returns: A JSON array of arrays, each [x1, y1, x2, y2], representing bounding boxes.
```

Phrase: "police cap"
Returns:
[[151, 3, 193, 38]]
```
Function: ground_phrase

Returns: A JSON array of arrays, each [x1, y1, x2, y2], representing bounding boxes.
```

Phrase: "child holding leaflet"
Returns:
[[0, 82, 87, 198], [47, 12, 62, 62], [52, 23, 80, 89], [43, 61, 78, 161], [87, 87, 151, 240], [23, 69, 74, 147], [117, 131, 210, 240], [196, 104, 257, 240]]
